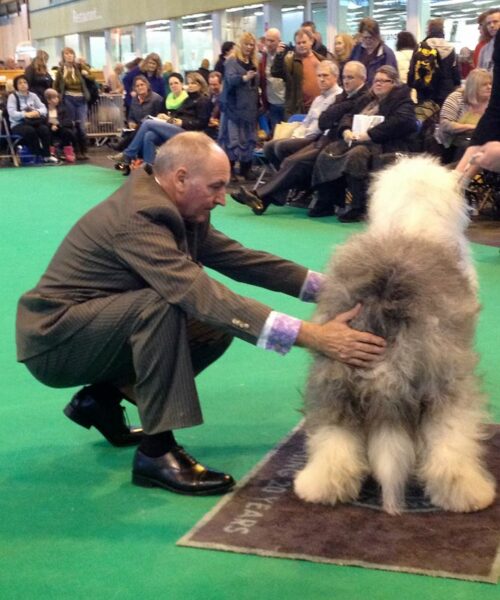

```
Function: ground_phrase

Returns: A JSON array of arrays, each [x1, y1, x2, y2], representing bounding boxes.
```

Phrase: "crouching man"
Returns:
[[16, 132, 385, 497]]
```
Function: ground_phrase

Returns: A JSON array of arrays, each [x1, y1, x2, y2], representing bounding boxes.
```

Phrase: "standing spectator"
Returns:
[[219, 32, 260, 182], [258, 27, 286, 133], [123, 53, 164, 115], [478, 9, 500, 71], [106, 63, 124, 94], [44, 88, 77, 162], [271, 27, 326, 118], [408, 18, 461, 106], [214, 41, 235, 77], [349, 18, 398, 86], [24, 50, 53, 103], [198, 59, 211, 82], [458, 48, 474, 80], [473, 12, 490, 68], [435, 68, 492, 163], [7, 75, 57, 164], [334, 33, 354, 77], [54, 47, 94, 160], [207, 71, 223, 139], [395, 31, 417, 84], [301, 21, 334, 59]]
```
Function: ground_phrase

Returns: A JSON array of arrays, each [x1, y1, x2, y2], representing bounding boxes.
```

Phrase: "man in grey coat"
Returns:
[[16, 132, 385, 497]]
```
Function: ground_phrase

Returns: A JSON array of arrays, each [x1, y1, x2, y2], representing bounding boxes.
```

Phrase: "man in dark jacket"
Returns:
[[271, 27, 327, 117]]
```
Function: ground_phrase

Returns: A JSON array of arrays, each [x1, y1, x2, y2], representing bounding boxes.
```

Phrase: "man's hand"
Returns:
[[473, 141, 500, 173], [277, 42, 288, 55], [297, 304, 386, 367]]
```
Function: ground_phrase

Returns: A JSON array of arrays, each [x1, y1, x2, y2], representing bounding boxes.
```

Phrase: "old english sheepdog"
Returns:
[[294, 155, 496, 515]]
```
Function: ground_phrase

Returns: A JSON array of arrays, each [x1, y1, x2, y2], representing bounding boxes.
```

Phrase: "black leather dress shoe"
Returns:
[[230, 186, 266, 215], [64, 386, 143, 447], [132, 446, 235, 496], [115, 161, 131, 176]]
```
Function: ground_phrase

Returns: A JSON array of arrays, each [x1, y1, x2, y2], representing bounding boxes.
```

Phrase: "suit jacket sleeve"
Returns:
[[112, 209, 274, 344]]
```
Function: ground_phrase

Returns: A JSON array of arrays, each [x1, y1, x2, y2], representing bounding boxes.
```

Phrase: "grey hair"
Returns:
[[375, 64, 400, 85], [153, 132, 223, 177], [343, 60, 367, 80], [316, 60, 339, 78]]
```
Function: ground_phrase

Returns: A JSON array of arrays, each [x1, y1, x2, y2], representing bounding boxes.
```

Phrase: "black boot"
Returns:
[[75, 130, 89, 160], [308, 179, 346, 217], [338, 176, 368, 223]]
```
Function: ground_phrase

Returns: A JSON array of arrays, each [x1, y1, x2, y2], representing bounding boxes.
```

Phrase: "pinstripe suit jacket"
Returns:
[[16, 169, 308, 361]]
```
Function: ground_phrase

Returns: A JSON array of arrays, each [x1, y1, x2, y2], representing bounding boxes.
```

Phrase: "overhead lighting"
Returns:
[[182, 13, 208, 19], [227, 4, 263, 13]]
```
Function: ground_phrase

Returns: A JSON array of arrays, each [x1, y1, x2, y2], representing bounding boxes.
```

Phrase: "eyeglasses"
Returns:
[[373, 78, 393, 84]]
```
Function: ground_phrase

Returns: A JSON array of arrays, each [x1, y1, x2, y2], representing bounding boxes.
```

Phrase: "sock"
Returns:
[[139, 431, 177, 457]]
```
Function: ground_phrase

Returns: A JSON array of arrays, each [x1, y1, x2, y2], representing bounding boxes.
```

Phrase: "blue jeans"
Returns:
[[124, 119, 184, 165], [266, 103, 285, 134], [63, 95, 88, 134]]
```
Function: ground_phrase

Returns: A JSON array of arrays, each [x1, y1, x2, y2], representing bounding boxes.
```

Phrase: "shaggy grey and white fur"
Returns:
[[294, 155, 496, 514]]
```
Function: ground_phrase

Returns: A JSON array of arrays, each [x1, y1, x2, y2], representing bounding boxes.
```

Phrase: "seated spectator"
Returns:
[[231, 60, 348, 215], [207, 71, 222, 139], [271, 27, 327, 118], [435, 68, 492, 163], [408, 17, 461, 107], [114, 72, 211, 173], [7, 75, 58, 164], [122, 53, 164, 115], [109, 75, 164, 153], [262, 60, 343, 170], [162, 61, 174, 95], [44, 88, 77, 162], [106, 63, 124, 94], [24, 50, 53, 103], [312, 65, 417, 222], [334, 33, 354, 77], [349, 18, 398, 86]]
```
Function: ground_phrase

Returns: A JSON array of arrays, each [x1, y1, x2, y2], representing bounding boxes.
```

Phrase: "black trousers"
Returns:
[[12, 122, 51, 156]]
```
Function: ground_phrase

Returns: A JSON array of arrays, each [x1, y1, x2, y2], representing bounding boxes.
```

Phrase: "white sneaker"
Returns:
[[44, 155, 60, 164]]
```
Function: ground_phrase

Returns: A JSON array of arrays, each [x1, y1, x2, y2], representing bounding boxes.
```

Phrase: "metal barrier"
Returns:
[[86, 93, 124, 145]]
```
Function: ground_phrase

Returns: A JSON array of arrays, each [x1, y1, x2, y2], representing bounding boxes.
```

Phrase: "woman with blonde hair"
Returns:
[[54, 46, 95, 159], [218, 32, 260, 181], [436, 68, 493, 162], [334, 34, 354, 76]]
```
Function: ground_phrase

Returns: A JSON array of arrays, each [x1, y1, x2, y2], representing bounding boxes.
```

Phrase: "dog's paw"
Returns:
[[294, 464, 362, 505], [294, 466, 337, 505], [427, 468, 496, 513]]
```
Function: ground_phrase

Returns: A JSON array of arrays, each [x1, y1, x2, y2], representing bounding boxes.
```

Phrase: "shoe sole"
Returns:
[[131, 472, 235, 496]]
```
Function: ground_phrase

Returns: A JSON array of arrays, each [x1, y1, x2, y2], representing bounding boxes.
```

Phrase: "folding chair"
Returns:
[[252, 113, 306, 192], [0, 108, 20, 167]]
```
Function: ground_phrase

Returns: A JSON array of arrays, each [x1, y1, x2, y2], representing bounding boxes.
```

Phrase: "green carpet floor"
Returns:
[[1, 165, 499, 599]]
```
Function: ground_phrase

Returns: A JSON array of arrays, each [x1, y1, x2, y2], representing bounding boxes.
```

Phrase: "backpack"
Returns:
[[412, 41, 440, 93]]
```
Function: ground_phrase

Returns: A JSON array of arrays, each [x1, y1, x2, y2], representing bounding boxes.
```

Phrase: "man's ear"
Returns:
[[173, 166, 188, 192]]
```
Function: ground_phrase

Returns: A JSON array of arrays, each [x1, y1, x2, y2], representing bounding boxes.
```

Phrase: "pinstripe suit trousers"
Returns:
[[24, 288, 233, 434]]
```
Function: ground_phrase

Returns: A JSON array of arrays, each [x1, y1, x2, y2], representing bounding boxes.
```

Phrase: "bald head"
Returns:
[[265, 28, 281, 54], [154, 132, 226, 178]]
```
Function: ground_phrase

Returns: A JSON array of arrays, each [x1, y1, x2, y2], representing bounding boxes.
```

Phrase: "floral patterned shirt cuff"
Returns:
[[299, 270, 325, 302], [257, 311, 302, 355]]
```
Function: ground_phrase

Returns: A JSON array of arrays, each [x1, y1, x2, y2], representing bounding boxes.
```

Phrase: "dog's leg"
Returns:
[[294, 425, 368, 505], [367, 426, 415, 515], [419, 401, 496, 513]]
